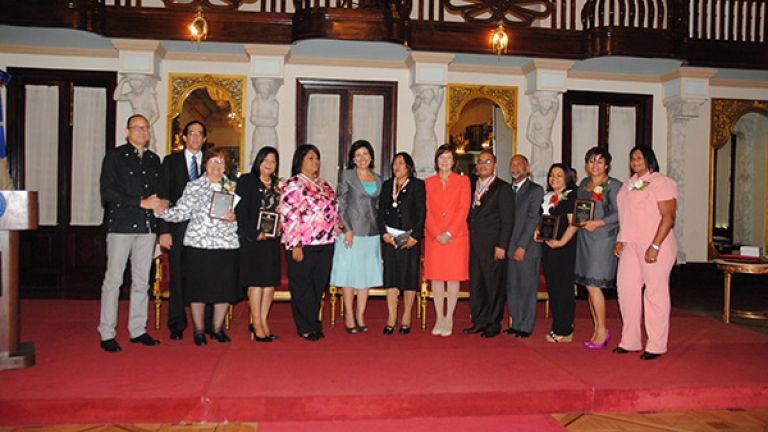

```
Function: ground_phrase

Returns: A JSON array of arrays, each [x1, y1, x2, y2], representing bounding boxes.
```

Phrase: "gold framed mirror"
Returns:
[[708, 98, 768, 259], [446, 84, 517, 179], [168, 73, 247, 173]]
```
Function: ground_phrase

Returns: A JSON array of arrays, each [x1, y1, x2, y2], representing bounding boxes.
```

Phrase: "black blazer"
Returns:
[[377, 177, 426, 240], [235, 173, 278, 242], [157, 150, 194, 234], [469, 177, 515, 256]]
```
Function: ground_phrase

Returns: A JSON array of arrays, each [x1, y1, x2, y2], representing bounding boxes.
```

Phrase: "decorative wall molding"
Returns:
[[567, 70, 661, 83], [0, 44, 117, 58]]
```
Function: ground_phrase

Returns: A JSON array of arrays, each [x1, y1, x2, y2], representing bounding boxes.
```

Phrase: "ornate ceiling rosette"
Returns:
[[444, 0, 553, 27]]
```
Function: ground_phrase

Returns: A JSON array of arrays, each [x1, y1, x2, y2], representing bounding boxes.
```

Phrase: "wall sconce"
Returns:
[[189, 7, 209, 44], [491, 22, 508, 62]]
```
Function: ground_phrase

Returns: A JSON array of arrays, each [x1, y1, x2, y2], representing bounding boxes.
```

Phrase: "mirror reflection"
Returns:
[[446, 85, 517, 181], [712, 112, 768, 254], [168, 74, 246, 177]]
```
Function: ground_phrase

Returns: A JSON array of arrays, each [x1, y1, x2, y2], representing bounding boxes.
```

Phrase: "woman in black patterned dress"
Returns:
[[236, 146, 282, 342]]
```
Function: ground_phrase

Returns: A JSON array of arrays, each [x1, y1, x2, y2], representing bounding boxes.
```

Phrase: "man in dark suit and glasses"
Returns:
[[464, 150, 515, 338], [504, 154, 544, 338], [158, 120, 208, 340]]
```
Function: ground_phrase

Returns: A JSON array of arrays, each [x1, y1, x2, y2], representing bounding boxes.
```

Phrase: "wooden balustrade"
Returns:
[[2, 0, 767, 68]]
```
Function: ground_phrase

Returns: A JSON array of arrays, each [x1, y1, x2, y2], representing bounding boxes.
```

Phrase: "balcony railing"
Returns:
[[1, 0, 766, 68]]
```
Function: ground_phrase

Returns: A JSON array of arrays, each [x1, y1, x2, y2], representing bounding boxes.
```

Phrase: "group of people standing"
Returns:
[[98, 114, 677, 361]]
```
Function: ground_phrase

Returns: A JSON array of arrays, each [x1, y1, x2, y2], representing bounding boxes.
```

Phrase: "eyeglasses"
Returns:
[[208, 158, 225, 165], [476, 159, 494, 165], [128, 126, 149, 131], [187, 131, 204, 137]]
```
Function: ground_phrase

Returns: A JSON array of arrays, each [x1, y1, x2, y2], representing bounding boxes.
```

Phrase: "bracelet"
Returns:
[[650, 243, 660, 251]]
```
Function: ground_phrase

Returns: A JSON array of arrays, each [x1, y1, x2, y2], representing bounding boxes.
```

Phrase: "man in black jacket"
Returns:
[[157, 120, 207, 340], [98, 114, 166, 353], [463, 150, 515, 338]]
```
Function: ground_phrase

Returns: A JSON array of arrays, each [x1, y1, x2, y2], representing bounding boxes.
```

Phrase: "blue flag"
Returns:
[[0, 70, 10, 159]]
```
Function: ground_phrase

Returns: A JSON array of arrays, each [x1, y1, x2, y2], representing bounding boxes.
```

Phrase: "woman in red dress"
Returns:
[[424, 144, 470, 336]]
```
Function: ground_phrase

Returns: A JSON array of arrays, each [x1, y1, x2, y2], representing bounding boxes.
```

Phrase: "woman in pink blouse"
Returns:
[[613, 146, 677, 361], [279, 144, 340, 341]]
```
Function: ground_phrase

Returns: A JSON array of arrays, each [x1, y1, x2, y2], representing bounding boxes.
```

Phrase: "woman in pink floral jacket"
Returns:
[[279, 144, 340, 341]]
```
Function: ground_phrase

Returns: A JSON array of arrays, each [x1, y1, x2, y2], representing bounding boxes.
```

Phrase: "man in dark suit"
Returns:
[[504, 154, 544, 338], [158, 120, 206, 340], [463, 150, 515, 338]]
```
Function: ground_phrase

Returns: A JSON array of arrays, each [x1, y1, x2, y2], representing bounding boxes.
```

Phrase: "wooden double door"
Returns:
[[6, 67, 116, 298]]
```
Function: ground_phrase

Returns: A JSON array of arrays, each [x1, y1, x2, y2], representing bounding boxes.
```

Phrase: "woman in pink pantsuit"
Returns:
[[613, 146, 677, 361]]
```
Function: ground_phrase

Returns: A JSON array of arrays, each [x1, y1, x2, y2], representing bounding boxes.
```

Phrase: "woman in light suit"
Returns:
[[330, 140, 383, 333]]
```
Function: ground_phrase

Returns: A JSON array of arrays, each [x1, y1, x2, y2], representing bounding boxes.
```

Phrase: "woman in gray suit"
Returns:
[[330, 140, 383, 333]]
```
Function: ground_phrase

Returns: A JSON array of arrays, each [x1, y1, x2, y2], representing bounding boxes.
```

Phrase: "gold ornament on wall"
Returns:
[[711, 99, 768, 149], [446, 84, 517, 141]]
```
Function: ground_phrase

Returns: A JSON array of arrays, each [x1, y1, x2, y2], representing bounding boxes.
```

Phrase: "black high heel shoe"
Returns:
[[398, 325, 411, 335], [249, 324, 273, 343], [383, 325, 395, 335], [355, 318, 369, 333]]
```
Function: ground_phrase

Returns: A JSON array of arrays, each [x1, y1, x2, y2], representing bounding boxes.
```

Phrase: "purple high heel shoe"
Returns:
[[584, 330, 611, 350]]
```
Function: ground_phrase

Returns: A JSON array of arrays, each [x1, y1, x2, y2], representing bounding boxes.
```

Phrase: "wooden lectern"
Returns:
[[0, 191, 38, 370]]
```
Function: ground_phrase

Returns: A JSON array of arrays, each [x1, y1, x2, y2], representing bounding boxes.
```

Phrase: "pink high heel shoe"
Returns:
[[584, 330, 611, 350]]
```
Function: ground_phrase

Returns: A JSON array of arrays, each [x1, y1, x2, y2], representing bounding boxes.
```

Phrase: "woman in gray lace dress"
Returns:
[[158, 148, 240, 347], [573, 147, 620, 350]]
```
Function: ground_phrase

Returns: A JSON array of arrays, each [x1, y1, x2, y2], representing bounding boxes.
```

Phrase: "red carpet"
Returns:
[[1, 299, 767, 426]]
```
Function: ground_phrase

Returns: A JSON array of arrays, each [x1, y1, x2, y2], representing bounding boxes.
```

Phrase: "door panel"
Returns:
[[563, 91, 652, 179], [297, 79, 397, 184]]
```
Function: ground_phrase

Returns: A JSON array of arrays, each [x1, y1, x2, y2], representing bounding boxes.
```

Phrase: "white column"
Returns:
[[111, 40, 164, 153], [407, 52, 453, 177], [526, 90, 560, 185], [244, 44, 290, 166], [522, 60, 572, 186], [664, 96, 705, 263], [661, 67, 716, 263], [249, 77, 282, 164]]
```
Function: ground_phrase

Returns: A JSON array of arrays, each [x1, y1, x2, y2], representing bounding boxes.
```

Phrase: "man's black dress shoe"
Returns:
[[210, 330, 231, 343], [640, 352, 662, 361], [462, 326, 484, 334], [170, 330, 183, 340], [194, 332, 207, 346], [612, 347, 634, 354], [514, 331, 531, 338], [100, 338, 122, 353], [504, 328, 519, 336], [299, 332, 321, 341], [481, 330, 500, 338], [130, 333, 160, 346]]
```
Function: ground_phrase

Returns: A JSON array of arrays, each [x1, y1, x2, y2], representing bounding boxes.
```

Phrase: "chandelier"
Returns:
[[491, 22, 508, 61], [189, 7, 209, 44]]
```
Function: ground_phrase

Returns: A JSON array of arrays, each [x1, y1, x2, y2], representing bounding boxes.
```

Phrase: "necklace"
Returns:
[[392, 177, 409, 208]]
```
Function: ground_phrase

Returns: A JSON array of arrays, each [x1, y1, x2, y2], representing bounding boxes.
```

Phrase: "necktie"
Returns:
[[512, 184, 518, 193], [189, 155, 199, 181]]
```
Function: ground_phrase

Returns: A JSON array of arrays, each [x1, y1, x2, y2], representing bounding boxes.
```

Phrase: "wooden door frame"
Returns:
[[296, 78, 397, 179], [562, 90, 653, 168]]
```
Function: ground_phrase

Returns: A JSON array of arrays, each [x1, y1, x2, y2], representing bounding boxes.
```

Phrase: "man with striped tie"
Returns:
[[158, 120, 208, 341]]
